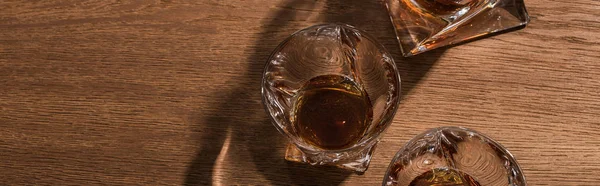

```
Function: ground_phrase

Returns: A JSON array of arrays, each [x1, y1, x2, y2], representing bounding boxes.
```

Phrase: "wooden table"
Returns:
[[1, 0, 598, 185]]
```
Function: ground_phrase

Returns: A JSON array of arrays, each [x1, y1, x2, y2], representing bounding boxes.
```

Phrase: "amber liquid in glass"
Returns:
[[411, 0, 475, 15], [409, 168, 481, 186], [292, 75, 373, 150]]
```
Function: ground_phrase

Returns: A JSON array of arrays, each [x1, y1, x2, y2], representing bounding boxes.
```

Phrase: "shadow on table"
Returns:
[[184, 0, 444, 185]]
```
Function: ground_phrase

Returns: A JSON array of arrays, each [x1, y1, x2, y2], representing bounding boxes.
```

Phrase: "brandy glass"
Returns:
[[383, 127, 526, 186], [261, 24, 401, 173], [385, 0, 530, 56]]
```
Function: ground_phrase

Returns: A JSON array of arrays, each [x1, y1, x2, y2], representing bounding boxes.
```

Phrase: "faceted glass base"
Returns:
[[385, 0, 530, 56], [284, 142, 377, 173]]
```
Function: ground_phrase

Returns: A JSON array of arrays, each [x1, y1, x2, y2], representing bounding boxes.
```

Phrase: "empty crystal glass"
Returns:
[[385, 0, 530, 56], [383, 126, 526, 186], [261, 24, 401, 173]]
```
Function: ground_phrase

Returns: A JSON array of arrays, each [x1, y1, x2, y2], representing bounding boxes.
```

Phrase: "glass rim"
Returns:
[[260, 23, 402, 153]]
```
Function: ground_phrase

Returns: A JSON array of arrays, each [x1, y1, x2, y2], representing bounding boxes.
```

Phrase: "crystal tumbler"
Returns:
[[385, 0, 530, 56], [262, 24, 401, 173], [383, 127, 526, 186]]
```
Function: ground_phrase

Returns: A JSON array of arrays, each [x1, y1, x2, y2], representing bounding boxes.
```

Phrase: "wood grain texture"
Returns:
[[0, 0, 599, 185]]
